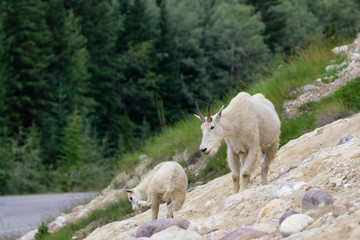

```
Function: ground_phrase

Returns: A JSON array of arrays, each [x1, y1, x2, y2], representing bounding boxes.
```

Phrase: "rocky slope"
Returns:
[[84, 113, 360, 240]]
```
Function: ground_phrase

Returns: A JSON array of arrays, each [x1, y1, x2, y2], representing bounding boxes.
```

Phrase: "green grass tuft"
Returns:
[[35, 197, 132, 240]]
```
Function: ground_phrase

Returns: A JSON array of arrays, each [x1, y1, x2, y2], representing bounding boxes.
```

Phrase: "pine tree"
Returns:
[[2, 0, 55, 130], [116, 0, 162, 136], [246, 0, 286, 53], [57, 108, 85, 191], [0, 24, 10, 136], [66, 0, 126, 151], [43, 0, 92, 165], [5, 125, 47, 194]]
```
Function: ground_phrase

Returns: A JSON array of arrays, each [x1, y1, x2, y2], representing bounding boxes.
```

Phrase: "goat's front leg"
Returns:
[[151, 195, 161, 220], [227, 147, 240, 194], [240, 147, 259, 191]]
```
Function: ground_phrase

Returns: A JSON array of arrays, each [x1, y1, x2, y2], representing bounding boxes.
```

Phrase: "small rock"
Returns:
[[279, 214, 314, 237], [332, 45, 348, 54], [187, 186, 198, 193], [326, 65, 338, 72], [269, 182, 306, 200], [16, 229, 38, 240], [205, 200, 214, 207], [279, 209, 299, 225], [203, 229, 227, 240], [302, 190, 334, 212], [136, 218, 191, 238], [329, 178, 342, 187], [150, 226, 201, 240], [351, 53, 360, 60], [220, 226, 268, 240], [257, 199, 282, 222], [302, 84, 319, 92], [332, 200, 354, 217], [336, 136, 354, 146], [316, 78, 322, 84]]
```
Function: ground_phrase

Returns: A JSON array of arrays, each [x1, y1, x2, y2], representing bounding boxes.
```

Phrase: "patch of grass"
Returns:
[[249, 37, 343, 113], [280, 77, 360, 145], [280, 113, 317, 146], [118, 117, 202, 172], [35, 197, 132, 240]]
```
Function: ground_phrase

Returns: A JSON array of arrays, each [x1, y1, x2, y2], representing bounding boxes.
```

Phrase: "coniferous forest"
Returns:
[[0, 0, 359, 194]]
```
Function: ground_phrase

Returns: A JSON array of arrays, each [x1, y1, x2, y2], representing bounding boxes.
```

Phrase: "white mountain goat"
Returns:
[[195, 92, 280, 193], [125, 161, 188, 220]]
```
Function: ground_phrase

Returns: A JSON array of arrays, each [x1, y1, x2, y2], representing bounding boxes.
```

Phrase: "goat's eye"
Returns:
[[129, 197, 133, 201], [210, 126, 215, 130]]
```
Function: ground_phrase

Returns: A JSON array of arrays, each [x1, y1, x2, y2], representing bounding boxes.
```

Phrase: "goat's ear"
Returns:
[[125, 189, 134, 194], [194, 114, 202, 121], [215, 105, 224, 122]]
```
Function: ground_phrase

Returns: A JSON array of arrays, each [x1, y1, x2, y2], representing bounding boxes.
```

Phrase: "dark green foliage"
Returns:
[[2, 0, 55, 131], [1, 125, 49, 194], [332, 77, 360, 111], [0, 0, 359, 194], [306, 0, 360, 38], [245, 0, 286, 52], [43, 0, 92, 166], [34, 223, 50, 240]]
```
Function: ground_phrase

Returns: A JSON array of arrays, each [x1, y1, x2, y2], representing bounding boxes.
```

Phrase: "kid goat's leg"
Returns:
[[151, 195, 160, 220]]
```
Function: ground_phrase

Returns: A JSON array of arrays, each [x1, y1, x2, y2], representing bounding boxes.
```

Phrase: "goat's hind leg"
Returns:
[[261, 141, 278, 185], [166, 201, 174, 218]]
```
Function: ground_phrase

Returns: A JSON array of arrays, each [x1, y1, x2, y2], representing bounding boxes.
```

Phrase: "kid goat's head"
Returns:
[[125, 189, 142, 212], [195, 99, 224, 156]]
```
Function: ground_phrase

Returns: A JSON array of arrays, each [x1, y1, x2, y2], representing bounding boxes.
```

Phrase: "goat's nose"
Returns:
[[200, 147, 207, 153]]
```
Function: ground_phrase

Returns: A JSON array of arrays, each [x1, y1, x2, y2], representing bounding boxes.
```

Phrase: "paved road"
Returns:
[[0, 192, 97, 238]]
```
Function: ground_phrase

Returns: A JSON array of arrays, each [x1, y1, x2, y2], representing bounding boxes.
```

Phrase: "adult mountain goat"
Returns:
[[195, 92, 280, 193], [126, 161, 188, 220]]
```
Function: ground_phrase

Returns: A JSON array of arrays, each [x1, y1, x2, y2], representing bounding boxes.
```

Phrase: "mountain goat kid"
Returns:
[[195, 92, 280, 193], [125, 161, 188, 220]]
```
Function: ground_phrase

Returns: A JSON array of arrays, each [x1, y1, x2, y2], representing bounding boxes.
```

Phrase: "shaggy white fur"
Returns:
[[196, 92, 281, 193], [126, 161, 188, 220]]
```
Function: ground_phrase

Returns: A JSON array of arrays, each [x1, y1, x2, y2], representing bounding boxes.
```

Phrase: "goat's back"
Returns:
[[225, 92, 280, 147], [148, 161, 188, 196]]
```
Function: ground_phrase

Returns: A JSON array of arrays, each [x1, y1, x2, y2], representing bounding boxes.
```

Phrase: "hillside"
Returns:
[[84, 113, 360, 239], [19, 34, 360, 240]]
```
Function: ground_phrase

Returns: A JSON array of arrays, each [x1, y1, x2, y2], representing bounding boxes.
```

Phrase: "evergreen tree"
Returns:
[[116, 0, 162, 136], [57, 108, 85, 191], [305, 0, 360, 38], [245, 0, 286, 53], [6, 125, 47, 194], [66, 0, 126, 151], [211, 3, 271, 87], [0, 137, 11, 194], [277, 0, 320, 54], [0, 24, 10, 136], [162, 0, 209, 120], [2, 0, 55, 130], [43, 0, 92, 165]]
